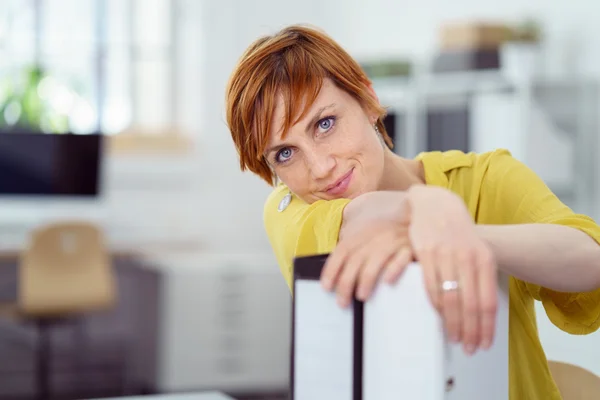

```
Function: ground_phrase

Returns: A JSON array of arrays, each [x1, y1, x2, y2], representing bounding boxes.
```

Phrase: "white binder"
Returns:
[[291, 254, 509, 400]]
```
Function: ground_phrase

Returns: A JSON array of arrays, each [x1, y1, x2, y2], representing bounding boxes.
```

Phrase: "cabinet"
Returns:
[[157, 254, 291, 394]]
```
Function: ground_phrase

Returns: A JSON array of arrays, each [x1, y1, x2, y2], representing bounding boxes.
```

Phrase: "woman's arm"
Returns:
[[406, 147, 600, 335], [476, 223, 600, 292], [347, 186, 600, 293], [263, 186, 410, 292], [406, 182, 600, 293]]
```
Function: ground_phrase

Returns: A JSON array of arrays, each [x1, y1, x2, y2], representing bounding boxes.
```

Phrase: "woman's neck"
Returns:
[[378, 149, 425, 191]]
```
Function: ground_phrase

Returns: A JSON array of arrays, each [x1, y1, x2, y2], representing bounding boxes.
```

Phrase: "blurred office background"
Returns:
[[0, 0, 599, 399]]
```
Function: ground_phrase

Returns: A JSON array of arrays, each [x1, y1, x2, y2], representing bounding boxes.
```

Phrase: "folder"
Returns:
[[291, 254, 509, 400]]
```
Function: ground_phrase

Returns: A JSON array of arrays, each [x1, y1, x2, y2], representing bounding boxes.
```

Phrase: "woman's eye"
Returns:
[[276, 147, 293, 163], [317, 116, 335, 133]]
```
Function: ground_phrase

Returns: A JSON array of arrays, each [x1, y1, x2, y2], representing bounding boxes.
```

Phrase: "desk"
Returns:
[[94, 391, 234, 400], [0, 252, 162, 399]]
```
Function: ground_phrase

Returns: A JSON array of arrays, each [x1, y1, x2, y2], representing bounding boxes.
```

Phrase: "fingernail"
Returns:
[[450, 335, 459, 343], [465, 345, 476, 355], [481, 339, 491, 349], [356, 288, 367, 300], [337, 295, 348, 308], [321, 278, 332, 291]]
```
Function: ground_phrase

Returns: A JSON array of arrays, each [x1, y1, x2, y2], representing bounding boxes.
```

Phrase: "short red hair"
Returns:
[[225, 24, 392, 186]]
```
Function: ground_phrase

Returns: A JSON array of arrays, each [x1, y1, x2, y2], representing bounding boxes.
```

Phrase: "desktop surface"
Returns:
[[93, 392, 235, 400]]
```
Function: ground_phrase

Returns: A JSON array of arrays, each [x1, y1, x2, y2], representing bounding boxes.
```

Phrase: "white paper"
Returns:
[[363, 263, 446, 400], [364, 262, 509, 400], [445, 272, 509, 400], [294, 280, 354, 400]]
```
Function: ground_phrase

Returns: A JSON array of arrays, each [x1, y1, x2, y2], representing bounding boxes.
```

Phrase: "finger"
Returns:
[[335, 246, 369, 308], [418, 246, 442, 312], [458, 253, 480, 355], [321, 243, 351, 291], [477, 249, 498, 350], [322, 226, 378, 290], [438, 248, 462, 343], [383, 246, 413, 284], [356, 240, 400, 301]]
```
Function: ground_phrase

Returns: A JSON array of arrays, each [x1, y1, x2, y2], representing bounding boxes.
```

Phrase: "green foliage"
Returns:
[[509, 18, 543, 43], [0, 65, 69, 133]]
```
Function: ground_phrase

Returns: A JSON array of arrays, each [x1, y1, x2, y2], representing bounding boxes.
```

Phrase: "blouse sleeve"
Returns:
[[480, 149, 600, 334], [263, 185, 350, 292]]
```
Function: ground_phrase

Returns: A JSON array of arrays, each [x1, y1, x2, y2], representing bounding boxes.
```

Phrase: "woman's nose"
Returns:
[[306, 150, 336, 180]]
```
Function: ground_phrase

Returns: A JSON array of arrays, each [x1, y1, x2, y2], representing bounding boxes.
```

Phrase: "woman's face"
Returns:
[[265, 78, 386, 204]]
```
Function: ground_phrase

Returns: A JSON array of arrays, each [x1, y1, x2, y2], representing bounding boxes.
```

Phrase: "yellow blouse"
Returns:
[[263, 148, 600, 399]]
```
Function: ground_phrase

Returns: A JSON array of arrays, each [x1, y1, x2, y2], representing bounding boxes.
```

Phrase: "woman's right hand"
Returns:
[[320, 191, 415, 307], [321, 219, 414, 307]]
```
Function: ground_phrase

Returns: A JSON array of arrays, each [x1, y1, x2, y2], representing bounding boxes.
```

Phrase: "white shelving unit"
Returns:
[[372, 71, 599, 217]]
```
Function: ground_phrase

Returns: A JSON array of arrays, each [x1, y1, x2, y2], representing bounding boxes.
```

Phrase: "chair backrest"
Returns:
[[18, 221, 116, 317], [548, 360, 600, 400]]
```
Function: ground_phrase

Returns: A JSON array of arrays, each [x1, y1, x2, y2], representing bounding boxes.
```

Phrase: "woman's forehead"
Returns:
[[269, 80, 345, 139]]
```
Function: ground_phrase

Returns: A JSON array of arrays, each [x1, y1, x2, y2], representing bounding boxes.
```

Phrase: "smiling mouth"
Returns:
[[325, 168, 354, 196]]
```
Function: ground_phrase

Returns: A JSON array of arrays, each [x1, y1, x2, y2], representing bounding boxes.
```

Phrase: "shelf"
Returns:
[[107, 130, 195, 155], [372, 70, 514, 110]]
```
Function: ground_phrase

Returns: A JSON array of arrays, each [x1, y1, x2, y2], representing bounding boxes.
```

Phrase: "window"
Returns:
[[0, 0, 199, 138]]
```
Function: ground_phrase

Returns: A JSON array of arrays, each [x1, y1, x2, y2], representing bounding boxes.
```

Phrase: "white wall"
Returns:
[[324, 0, 600, 78]]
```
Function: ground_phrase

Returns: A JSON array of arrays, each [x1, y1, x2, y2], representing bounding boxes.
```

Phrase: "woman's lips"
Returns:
[[326, 168, 354, 196]]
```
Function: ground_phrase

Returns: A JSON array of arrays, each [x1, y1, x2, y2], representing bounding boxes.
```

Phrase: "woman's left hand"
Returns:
[[407, 185, 498, 355]]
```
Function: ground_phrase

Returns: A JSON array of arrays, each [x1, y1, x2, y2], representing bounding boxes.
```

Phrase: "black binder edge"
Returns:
[[291, 254, 363, 400]]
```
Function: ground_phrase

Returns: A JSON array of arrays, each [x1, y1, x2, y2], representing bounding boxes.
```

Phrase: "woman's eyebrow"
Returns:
[[304, 103, 336, 134], [264, 103, 337, 158], [265, 143, 287, 159]]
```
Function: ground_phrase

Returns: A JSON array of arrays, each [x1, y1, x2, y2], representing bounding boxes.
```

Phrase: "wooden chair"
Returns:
[[4, 221, 116, 400], [548, 360, 600, 400], [19, 221, 116, 316]]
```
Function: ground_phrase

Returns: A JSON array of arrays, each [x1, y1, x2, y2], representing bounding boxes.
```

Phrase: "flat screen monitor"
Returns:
[[0, 132, 103, 197]]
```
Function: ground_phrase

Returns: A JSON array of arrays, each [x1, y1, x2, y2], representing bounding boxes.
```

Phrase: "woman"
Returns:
[[225, 24, 600, 399]]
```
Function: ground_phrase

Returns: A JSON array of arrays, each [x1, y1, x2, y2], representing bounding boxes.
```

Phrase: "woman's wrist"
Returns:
[[340, 191, 410, 240]]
